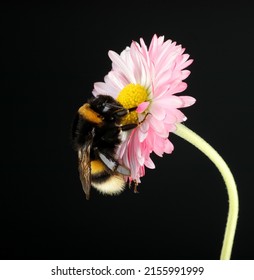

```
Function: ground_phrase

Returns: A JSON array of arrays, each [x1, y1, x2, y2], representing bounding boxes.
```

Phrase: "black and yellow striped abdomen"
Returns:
[[91, 160, 126, 195]]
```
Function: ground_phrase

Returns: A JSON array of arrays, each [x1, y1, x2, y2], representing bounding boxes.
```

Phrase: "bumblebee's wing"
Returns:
[[94, 148, 131, 176], [78, 130, 94, 200]]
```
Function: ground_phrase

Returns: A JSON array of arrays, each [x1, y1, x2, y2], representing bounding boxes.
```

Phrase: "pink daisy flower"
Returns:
[[92, 34, 196, 184]]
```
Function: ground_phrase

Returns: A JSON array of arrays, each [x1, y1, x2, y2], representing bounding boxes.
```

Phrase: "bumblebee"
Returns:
[[72, 95, 138, 200]]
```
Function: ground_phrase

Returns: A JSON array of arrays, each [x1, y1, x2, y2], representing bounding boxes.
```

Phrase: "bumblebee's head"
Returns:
[[89, 95, 124, 120]]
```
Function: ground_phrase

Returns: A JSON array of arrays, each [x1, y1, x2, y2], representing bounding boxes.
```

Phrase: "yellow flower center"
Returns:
[[116, 83, 149, 125]]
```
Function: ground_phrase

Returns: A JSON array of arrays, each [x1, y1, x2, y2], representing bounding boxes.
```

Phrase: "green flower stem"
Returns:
[[174, 123, 239, 260]]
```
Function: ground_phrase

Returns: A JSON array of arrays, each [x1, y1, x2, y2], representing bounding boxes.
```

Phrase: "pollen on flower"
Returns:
[[117, 83, 149, 125]]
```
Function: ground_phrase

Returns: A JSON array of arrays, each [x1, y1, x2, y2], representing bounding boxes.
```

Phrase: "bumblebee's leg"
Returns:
[[128, 179, 139, 193], [119, 113, 150, 131], [113, 106, 138, 118], [120, 123, 138, 131], [132, 180, 139, 193], [138, 112, 150, 125]]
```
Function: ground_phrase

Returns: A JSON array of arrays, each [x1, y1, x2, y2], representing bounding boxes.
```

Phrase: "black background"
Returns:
[[1, 3, 254, 260]]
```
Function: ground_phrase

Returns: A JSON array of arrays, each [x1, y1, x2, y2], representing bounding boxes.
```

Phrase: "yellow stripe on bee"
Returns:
[[78, 103, 103, 124], [91, 160, 105, 174]]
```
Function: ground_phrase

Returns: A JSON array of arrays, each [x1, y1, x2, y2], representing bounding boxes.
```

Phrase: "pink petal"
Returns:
[[92, 82, 118, 97], [179, 96, 196, 107], [140, 117, 150, 133], [181, 70, 191, 80], [108, 51, 136, 83], [164, 139, 174, 154], [148, 34, 159, 60], [150, 103, 166, 120], [168, 109, 187, 122], [107, 71, 126, 90], [138, 127, 148, 143], [164, 113, 177, 124], [149, 117, 168, 137], [180, 58, 194, 69], [137, 101, 150, 113], [153, 138, 165, 157], [163, 79, 186, 95], [144, 156, 155, 169], [155, 95, 183, 108]]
